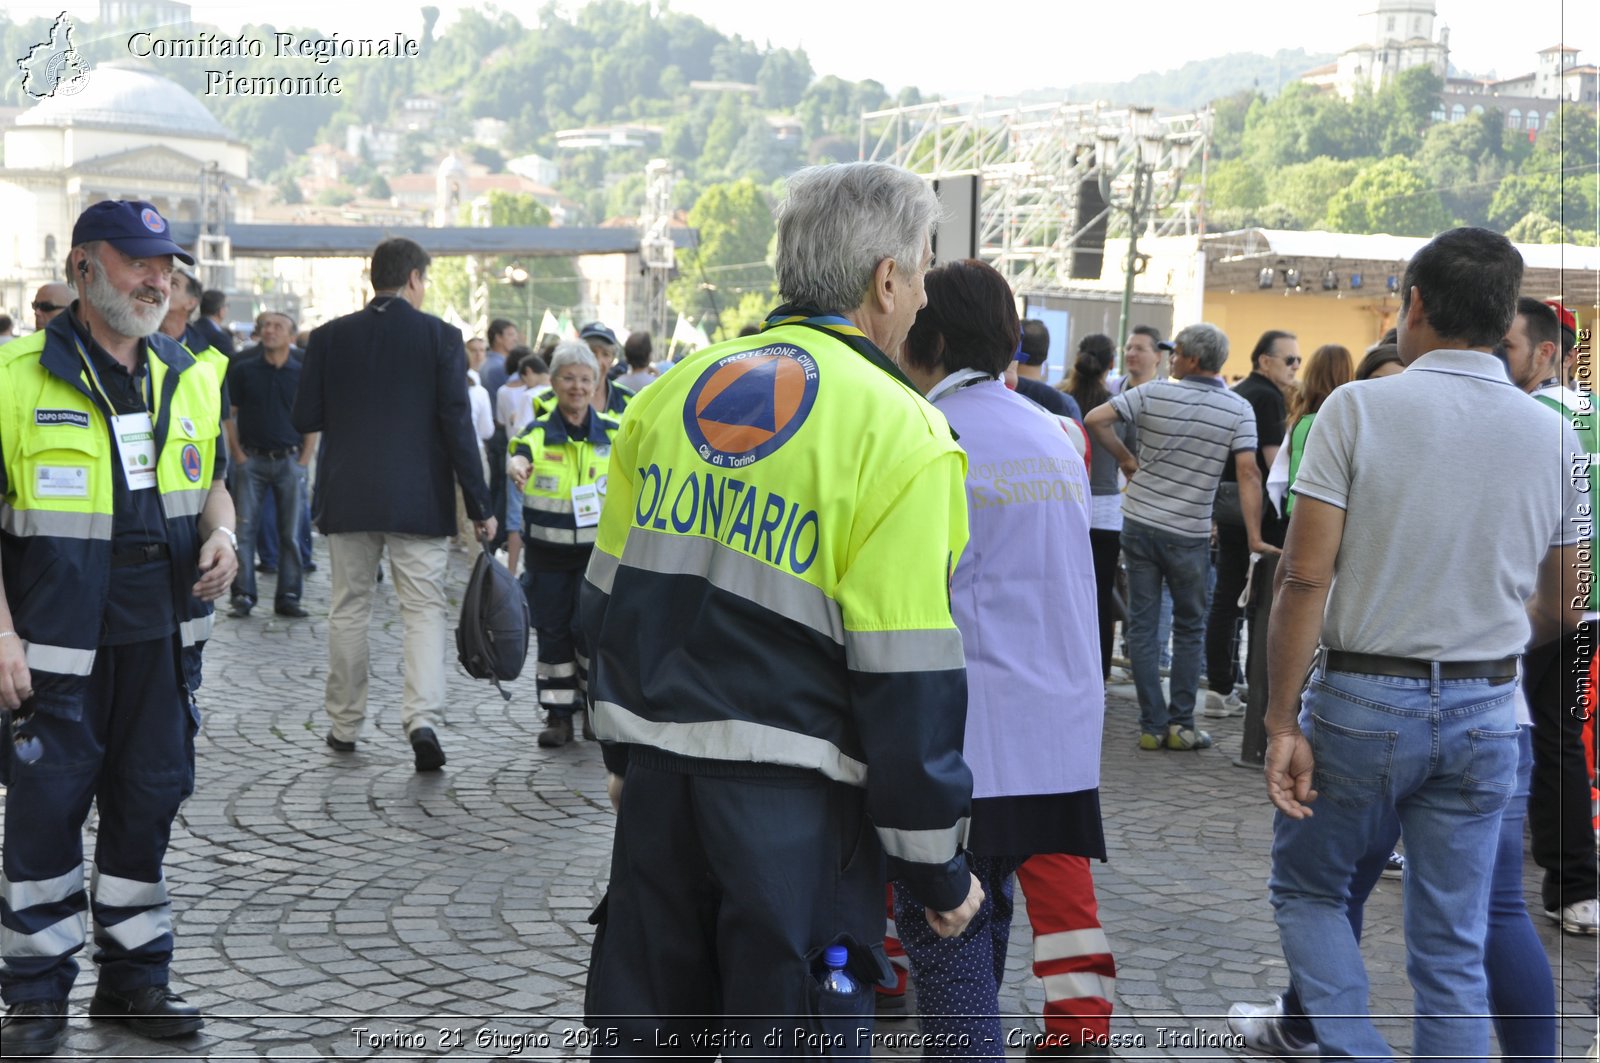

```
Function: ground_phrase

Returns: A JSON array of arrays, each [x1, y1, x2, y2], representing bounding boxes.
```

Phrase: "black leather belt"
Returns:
[[1325, 650, 1518, 680], [111, 542, 171, 568], [245, 446, 298, 460]]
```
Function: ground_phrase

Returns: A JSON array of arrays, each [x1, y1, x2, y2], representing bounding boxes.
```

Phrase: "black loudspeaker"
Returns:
[[1070, 179, 1109, 280]]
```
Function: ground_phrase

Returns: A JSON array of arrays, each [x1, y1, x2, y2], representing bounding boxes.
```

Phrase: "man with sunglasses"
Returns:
[[30, 282, 73, 331], [1202, 329, 1298, 720]]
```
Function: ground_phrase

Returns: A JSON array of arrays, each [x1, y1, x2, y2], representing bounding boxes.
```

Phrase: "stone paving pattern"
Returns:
[[4, 545, 1596, 1059]]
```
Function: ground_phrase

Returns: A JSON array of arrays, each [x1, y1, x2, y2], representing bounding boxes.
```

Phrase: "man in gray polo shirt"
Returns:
[[1263, 227, 1586, 1060], [1085, 323, 1274, 752]]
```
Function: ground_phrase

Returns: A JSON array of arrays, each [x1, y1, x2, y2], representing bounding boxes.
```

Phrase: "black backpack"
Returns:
[[455, 544, 531, 700]]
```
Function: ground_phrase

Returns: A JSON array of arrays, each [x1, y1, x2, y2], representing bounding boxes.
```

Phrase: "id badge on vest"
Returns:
[[572, 483, 602, 528], [111, 412, 158, 491]]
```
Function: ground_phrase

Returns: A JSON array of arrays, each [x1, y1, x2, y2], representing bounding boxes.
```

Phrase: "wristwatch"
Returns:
[[212, 526, 238, 551]]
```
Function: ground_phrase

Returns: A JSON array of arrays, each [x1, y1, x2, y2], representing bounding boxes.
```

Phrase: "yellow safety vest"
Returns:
[[0, 322, 221, 718]]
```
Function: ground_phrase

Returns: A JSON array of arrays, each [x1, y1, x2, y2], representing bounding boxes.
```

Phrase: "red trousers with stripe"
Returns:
[[881, 853, 1116, 1045]]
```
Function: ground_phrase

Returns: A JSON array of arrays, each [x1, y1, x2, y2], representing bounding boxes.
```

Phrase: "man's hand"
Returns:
[[475, 517, 498, 542], [192, 529, 238, 601], [0, 634, 31, 712], [606, 772, 624, 813], [925, 872, 984, 939], [1118, 456, 1138, 480], [508, 455, 532, 492], [1264, 731, 1318, 818]]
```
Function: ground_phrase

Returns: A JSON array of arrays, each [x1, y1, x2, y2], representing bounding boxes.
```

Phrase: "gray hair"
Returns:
[[1174, 323, 1229, 373], [775, 163, 940, 315], [547, 339, 600, 380]]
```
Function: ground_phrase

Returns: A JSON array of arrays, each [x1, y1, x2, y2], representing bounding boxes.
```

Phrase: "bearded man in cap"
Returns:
[[0, 200, 238, 1055]]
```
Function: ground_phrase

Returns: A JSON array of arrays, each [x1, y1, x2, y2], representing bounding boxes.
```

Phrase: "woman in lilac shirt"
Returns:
[[894, 259, 1115, 1062]]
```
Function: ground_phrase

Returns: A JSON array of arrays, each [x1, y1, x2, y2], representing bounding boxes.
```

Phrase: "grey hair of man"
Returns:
[[547, 338, 601, 380], [774, 162, 940, 315], [1174, 323, 1229, 373]]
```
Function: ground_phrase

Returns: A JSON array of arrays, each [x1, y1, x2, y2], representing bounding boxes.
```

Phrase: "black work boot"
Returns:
[[89, 984, 203, 1038], [2, 999, 68, 1056], [538, 713, 574, 748]]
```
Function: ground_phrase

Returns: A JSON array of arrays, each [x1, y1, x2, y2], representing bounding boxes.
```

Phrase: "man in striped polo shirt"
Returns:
[[1085, 323, 1273, 751]]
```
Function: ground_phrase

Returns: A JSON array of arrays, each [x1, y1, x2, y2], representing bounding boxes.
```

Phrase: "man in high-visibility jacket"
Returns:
[[581, 162, 983, 1051], [0, 200, 238, 1056]]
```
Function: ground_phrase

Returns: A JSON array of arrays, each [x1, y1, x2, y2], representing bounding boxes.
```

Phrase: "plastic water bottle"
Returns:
[[819, 945, 857, 995]]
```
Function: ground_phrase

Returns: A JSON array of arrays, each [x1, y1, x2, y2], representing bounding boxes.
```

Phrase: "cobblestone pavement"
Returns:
[[4, 544, 1596, 1060]]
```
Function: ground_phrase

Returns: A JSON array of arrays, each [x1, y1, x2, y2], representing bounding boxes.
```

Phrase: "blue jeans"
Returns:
[[1278, 725, 1555, 1062], [234, 455, 306, 606], [1270, 665, 1519, 1062], [255, 486, 313, 568], [1120, 518, 1210, 735]]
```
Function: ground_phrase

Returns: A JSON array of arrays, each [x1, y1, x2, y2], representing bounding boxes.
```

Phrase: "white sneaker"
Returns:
[[1544, 897, 1599, 934], [1226, 996, 1319, 1058], [1203, 690, 1246, 718]]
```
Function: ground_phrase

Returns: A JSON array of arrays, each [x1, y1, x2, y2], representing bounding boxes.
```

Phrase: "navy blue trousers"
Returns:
[[0, 639, 197, 1003]]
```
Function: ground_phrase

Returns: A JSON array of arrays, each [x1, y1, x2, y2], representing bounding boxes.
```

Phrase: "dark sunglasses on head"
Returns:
[[31, 301, 65, 314]]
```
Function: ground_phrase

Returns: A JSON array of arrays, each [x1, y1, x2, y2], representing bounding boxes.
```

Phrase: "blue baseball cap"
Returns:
[[578, 322, 618, 346], [71, 200, 195, 265]]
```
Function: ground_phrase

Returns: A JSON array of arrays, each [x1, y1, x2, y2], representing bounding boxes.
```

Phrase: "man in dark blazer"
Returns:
[[292, 237, 495, 772]]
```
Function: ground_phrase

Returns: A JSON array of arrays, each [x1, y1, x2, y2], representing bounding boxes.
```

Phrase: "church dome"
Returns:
[[14, 61, 233, 140]]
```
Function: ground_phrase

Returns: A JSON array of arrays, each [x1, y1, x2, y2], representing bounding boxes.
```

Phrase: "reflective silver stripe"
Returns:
[[593, 700, 867, 786], [1, 914, 85, 958], [540, 688, 579, 706], [160, 487, 208, 519], [620, 530, 845, 644], [525, 495, 574, 513], [98, 907, 171, 951], [1041, 971, 1116, 1002], [0, 503, 114, 541], [2, 869, 83, 911], [524, 524, 597, 546], [845, 628, 965, 674], [90, 869, 167, 910], [876, 821, 969, 866], [586, 549, 620, 595], [179, 613, 214, 647], [536, 661, 577, 679], [22, 640, 96, 676], [1033, 928, 1112, 963]]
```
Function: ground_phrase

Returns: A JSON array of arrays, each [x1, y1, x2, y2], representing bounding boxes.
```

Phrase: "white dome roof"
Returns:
[[15, 61, 233, 140]]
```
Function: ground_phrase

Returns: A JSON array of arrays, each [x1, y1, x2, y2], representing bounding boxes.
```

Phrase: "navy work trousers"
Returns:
[[0, 638, 197, 1004], [586, 760, 885, 1059]]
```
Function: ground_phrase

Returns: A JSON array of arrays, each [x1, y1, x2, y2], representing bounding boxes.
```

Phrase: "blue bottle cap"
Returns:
[[823, 945, 848, 969]]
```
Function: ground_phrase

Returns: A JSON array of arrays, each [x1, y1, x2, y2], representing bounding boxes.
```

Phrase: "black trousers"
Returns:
[[487, 425, 508, 548], [1089, 528, 1121, 681], [1523, 624, 1599, 910], [587, 761, 885, 1060], [1204, 523, 1249, 695]]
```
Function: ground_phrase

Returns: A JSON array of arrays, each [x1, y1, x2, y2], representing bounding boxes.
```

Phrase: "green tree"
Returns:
[[1418, 111, 1508, 226], [1265, 157, 1363, 227], [1206, 158, 1267, 212], [668, 180, 777, 334], [1324, 157, 1450, 236], [1240, 82, 1361, 165], [756, 47, 813, 109], [1207, 89, 1260, 161], [1504, 211, 1571, 244]]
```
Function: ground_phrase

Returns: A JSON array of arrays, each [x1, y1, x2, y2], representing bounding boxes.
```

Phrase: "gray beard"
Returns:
[[86, 264, 167, 339]]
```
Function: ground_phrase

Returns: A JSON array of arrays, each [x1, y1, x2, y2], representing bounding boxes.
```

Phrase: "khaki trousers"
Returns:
[[324, 532, 450, 742]]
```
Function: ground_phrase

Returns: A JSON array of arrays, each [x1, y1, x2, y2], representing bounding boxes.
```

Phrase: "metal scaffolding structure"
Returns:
[[859, 98, 1210, 291], [638, 158, 678, 339]]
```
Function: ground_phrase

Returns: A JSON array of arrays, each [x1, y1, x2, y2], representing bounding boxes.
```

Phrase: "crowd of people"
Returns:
[[0, 170, 1595, 1062]]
